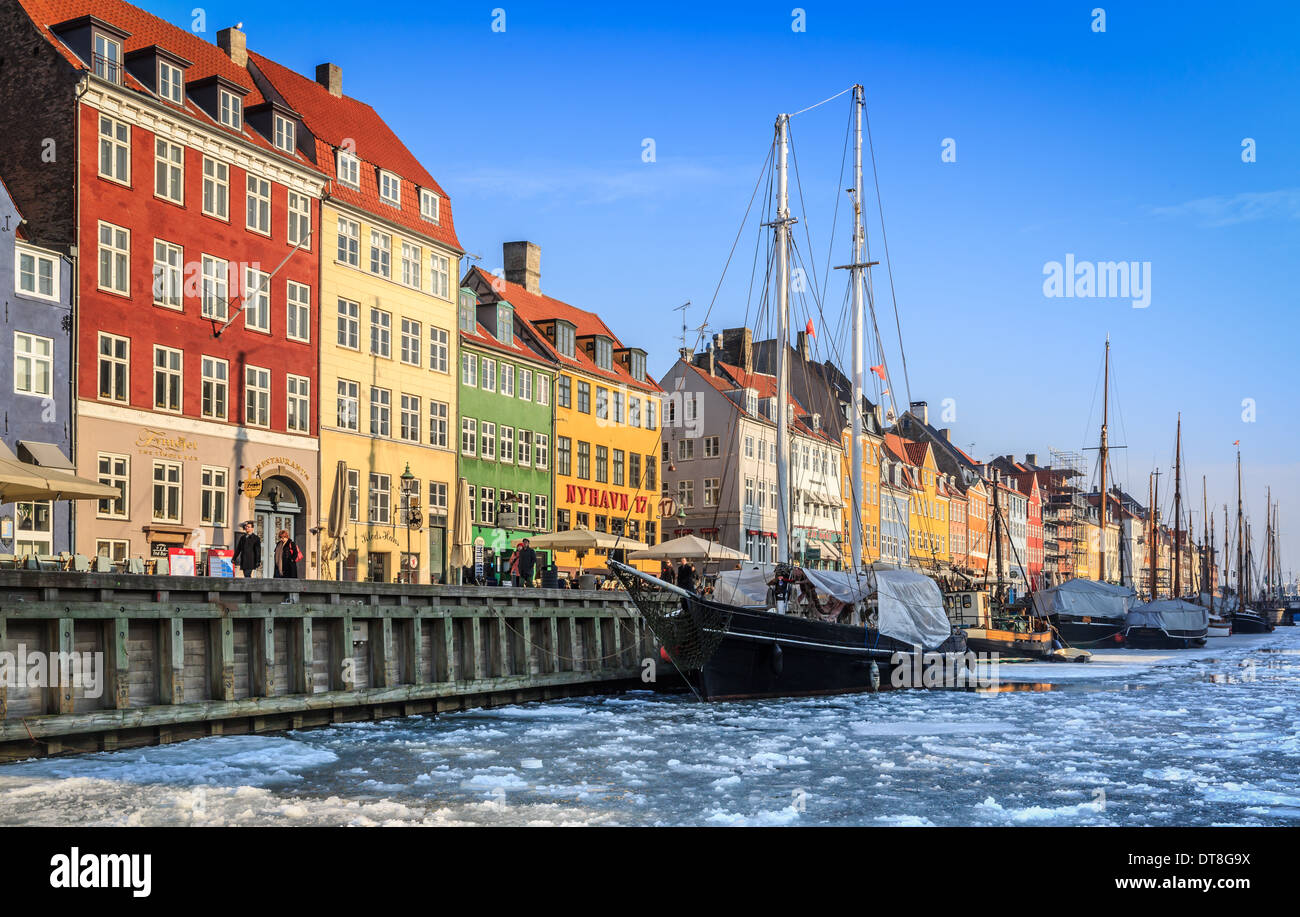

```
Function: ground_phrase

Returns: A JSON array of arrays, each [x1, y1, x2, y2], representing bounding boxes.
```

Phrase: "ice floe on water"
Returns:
[[0, 633, 1297, 825]]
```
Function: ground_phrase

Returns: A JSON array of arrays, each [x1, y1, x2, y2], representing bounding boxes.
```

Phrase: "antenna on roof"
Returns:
[[673, 300, 691, 355]]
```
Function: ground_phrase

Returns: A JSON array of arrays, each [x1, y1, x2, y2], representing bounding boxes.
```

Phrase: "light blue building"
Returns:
[[0, 175, 74, 557]]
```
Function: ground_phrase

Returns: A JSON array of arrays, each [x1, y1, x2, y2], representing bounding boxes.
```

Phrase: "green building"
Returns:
[[456, 287, 555, 580]]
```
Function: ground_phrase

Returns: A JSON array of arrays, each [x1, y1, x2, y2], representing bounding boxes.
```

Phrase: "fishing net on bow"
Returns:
[[608, 563, 733, 671]]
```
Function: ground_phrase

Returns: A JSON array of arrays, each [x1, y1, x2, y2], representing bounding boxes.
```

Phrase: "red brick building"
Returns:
[[1, 1, 326, 571]]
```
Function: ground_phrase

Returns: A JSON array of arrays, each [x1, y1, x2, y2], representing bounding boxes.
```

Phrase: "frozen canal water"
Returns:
[[1, 630, 1297, 826]]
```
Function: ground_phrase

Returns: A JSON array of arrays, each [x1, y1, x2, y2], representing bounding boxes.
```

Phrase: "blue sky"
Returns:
[[155, 0, 1298, 579]]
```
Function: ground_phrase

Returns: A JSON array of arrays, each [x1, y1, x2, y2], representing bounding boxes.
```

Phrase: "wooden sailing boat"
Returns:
[[1259, 493, 1289, 626], [1203, 475, 1232, 637], [609, 87, 967, 700], [1231, 446, 1273, 633]]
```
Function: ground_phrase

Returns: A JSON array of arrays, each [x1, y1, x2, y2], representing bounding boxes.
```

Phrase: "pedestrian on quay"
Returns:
[[515, 538, 537, 587], [233, 521, 262, 578], [274, 529, 302, 579], [660, 560, 675, 583], [675, 557, 697, 593]]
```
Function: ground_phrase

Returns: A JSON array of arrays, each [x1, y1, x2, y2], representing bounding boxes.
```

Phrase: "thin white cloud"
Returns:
[[1151, 189, 1300, 227]]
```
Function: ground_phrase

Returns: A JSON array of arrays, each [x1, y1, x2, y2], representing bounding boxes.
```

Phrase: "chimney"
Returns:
[[503, 241, 541, 294], [796, 330, 810, 360], [692, 344, 715, 376], [217, 26, 247, 67], [719, 328, 753, 373], [315, 63, 342, 97], [939, 428, 952, 442], [1025, 453, 1038, 466], [909, 400, 928, 425]]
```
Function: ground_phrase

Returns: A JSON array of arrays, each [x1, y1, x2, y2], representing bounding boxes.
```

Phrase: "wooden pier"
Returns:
[[0, 572, 652, 761]]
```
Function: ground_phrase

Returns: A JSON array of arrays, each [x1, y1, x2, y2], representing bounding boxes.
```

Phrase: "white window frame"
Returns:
[[286, 281, 311, 343], [379, 170, 401, 206], [481, 357, 496, 392], [201, 355, 228, 420], [153, 344, 183, 413], [336, 150, 360, 189], [152, 460, 182, 523], [98, 114, 130, 184], [399, 393, 420, 442], [15, 244, 59, 301], [245, 365, 270, 428], [244, 267, 270, 333], [369, 230, 391, 278], [536, 434, 550, 471], [152, 239, 183, 309], [218, 88, 242, 130], [287, 374, 310, 434], [97, 453, 129, 519], [369, 386, 391, 437], [462, 352, 477, 387], [287, 192, 311, 248], [429, 326, 449, 373], [401, 241, 422, 289], [274, 114, 296, 154], [337, 298, 360, 350], [97, 221, 130, 295], [480, 422, 496, 460], [370, 308, 391, 358], [461, 417, 478, 457], [400, 317, 421, 365], [337, 378, 359, 431], [202, 157, 229, 219], [246, 173, 271, 234], [420, 188, 440, 223], [199, 255, 229, 320], [430, 252, 450, 299], [158, 60, 184, 104], [154, 138, 184, 204], [337, 216, 360, 266], [200, 466, 228, 527], [429, 400, 449, 448], [98, 332, 129, 403], [13, 332, 53, 397], [368, 473, 391, 524]]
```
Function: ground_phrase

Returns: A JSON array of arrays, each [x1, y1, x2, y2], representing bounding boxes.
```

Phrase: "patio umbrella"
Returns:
[[0, 441, 118, 502], [325, 460, 348, 575], [627, 533, 749, 563], [526, 527, 650, 574], [449, 477, 473, 574]]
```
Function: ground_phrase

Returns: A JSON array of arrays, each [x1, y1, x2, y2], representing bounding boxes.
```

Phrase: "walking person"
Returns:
[[515, 538, 537, 587], [660, 560, 675, 584], [233, 521, 262, 578], [274, 530, 302, 579], [675, 557, 697, 593]]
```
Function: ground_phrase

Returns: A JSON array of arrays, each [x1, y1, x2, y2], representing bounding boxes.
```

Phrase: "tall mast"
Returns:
[[1264, 488, 1272, 596], [1223, 504, 1230, 606], [1098, 338, 1110, 583], [1148, 472, 1157, 601], [1203, 475, 1213, 613], [1236, 448, 1244, 606], [993, 469, 1005, 604], [774, 113, 792, 566], [1173, 414, 1182, 596], [849, 86, 866, 572]]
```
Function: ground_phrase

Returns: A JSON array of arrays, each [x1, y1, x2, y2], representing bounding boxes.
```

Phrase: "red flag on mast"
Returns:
[[870, 364, 886, 380]]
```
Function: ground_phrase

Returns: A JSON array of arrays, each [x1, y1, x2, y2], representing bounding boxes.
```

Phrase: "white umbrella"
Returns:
[[526, 527, 649, 574], [627, 533, 749, 563]]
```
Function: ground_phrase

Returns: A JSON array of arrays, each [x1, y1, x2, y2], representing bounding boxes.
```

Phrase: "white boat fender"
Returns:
[[869, 661, 881, 692], [771, 641, 784, 676]]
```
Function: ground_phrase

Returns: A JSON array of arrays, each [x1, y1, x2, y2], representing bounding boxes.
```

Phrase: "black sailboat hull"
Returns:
[[684, 605, 968, 701], [1122, 627, 1207, 649], [1050, 615, 1124, 647], [1231, 611, 1274, 634]]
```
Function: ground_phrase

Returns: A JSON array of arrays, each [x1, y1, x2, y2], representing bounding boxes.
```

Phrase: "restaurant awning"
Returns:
[[0, 440, 119, 503], [17, 440, 75, 469]]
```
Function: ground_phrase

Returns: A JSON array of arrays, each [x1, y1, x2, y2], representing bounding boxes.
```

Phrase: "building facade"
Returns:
[[252, 50, 463, 583], [0, 176, 75, 556]]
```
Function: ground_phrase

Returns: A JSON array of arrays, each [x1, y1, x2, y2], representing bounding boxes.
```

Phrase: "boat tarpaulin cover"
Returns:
[[1031, 578, 1135, 621], [800, 567, 873, 604], [712, 565, 776, 606], [1125, 599, 1210, 634], [873, 567, 952, 649]]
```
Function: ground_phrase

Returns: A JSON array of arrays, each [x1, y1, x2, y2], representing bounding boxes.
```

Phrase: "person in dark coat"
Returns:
[[675, 557, 697, 593], [660, 560, 675, 583], [515, 538, 537, 587], [274, 529, 300, 578], [233, 521, 262, 577]]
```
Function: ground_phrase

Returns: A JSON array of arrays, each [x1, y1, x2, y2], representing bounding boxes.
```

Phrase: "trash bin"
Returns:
[[541, 563, 559, 589]]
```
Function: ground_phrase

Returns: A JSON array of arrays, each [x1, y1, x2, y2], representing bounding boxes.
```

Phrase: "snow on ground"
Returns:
[[1, 630, 1297, 826]]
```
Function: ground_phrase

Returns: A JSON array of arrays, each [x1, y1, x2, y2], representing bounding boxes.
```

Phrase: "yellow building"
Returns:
[[255, 57, 463, 582], [465, 247, 662, 576], [841, 428, 884, 566], [886, 434, 949, 567]]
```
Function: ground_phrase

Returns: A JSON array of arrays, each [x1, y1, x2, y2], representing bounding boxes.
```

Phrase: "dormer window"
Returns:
[[594, 336, 613, 371], [744, 388, 758, 416], [496, 304, 513, 346], [218, 88, 242, 129], [554, 321, 575, 359], [94, 32, 122, 83], [274, 114, 296, 154], [379, 171, 401, 206], [629, 350, 646, 383], [336, 150, 360, 189], [458, 289, 476, 334], [420, 189, 440, 223], [158, 60, 183, 104]]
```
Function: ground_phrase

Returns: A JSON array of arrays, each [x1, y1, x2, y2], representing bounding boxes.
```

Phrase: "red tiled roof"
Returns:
[[249, 51, 461, 253], [460, 319, 547, 364], [466, 266, 662, 394], [16, 0, 312, 166], [710, 361, 836, 443]]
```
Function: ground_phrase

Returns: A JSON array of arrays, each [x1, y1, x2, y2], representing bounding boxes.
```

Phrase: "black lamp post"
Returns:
[[400, 463, 415, 584]]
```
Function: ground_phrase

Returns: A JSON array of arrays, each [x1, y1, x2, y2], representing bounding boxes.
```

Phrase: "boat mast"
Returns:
[[849, 86, 866, 573], [1173, 414, 1182, 596], [1203, 475, 1213, 613], [1098, 338, 1110, 583], [774, 113, 792, 566], [992, 468, 1005, 604], [1148, 472, 1157, 601], [1223, 504, 1230, 607], [1264, 488, 1271, 599], [1236, 448, 1244, 606]]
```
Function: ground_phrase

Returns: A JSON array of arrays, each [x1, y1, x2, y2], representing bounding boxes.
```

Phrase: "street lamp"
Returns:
[[400, 463, 415, 584]]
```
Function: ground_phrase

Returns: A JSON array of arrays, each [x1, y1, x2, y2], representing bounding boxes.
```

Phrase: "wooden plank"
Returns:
[[329, 614, 355, 691], [289, 617, 313, 695], [496, 612, 510, 678], [550, 616, 560, 675], [521, 614, 535, 679], [372, 617, 397, 688], [251, 617, 274, 698], [46, 618, 75, 715], [159, 617, 185, 705], [471, 618, 485, 681], [569, 616, 581, 673], [444, 617, 457, 682], [105, 616, 130, 710], [592, 617, 604, 673], [0, 617, 6, 719], [406, 617, 425, 685], [208, 617, 235, 701]]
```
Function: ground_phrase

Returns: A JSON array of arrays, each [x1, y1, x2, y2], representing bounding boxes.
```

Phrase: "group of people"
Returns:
[[232, 521, 302, 579], [661, 558, 699, 593]]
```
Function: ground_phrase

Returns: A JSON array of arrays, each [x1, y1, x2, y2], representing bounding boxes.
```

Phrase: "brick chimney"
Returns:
[[720, 327, 753, 373], [693, 342, 716, 376], [939, 428, 952, 441], [796, 330, 810, 360], [503, 241, 541, 294], [316, 63, 342, 97], [909, 400, 928, 425], [217, 26, 247, 67], [1025, 453, 1038, 466]]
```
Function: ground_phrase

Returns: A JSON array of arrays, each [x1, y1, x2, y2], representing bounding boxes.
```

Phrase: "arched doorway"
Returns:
[[255, 475, 305, 577]]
